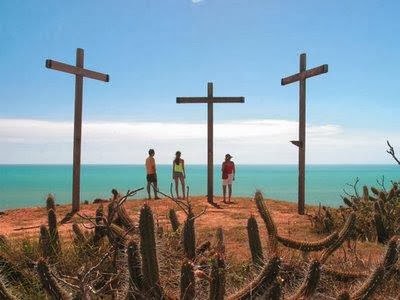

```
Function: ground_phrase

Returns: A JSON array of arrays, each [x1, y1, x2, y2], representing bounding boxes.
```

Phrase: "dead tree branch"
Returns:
[[387, 140, 400, 165]]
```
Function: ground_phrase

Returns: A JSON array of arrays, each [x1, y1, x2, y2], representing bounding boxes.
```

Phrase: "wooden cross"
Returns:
[[45, 48, 109, 212], [177, 82, 245, 204], [281, 53, 328, 215]]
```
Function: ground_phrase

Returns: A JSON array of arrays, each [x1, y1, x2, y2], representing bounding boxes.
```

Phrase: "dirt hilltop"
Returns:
[[0, 195, 383, 263]]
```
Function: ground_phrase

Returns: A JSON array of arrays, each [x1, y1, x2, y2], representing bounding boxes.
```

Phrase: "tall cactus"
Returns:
[[39, 225, 52, 258], [209, 254, 225, 300], [214, 227, 225, 255], [127, 239, 143, 292], [289, 260, 321, 300], [351, 266, 385, 300], [182, 208, 196, 260], [46, 194, 56, 212], [247, 215, 264, 266], [139, 204, 162, 298], [47, 209, 60, 254], [228, 256, 281, 300], [168, 208, 180, 232], [180, 260, 195, 300], [0, 276, 17, 300], [254, 191, 278, 254], [36, 258, 72, 300], [373, 202, 388, 244], [320, 213, 355, 264]]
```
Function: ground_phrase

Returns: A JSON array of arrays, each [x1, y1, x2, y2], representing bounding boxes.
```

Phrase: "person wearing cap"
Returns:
[[221, 154, 235, 203], [145, 148, 160, 200], [172, 151, 186, 199]]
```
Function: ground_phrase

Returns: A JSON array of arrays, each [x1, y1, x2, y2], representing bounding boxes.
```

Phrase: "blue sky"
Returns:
[[1, 0, 399, 164]]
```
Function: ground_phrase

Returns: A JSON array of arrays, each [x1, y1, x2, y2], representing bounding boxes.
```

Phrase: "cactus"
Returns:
[[180, 260, 195, 300], [196, 241, 211, 256], [371, 187, 379, 195], [117, 203, 135, 232], [114, 244, 130, 300], [351, 265, 385, 300], [323, 267, 368, 281], [228, 256, 281, 300], [336, 291, 351, 300], [72, 223, 86, 245], [47, 209, 60, 254], [289, 260, 321, 300], [127, 239, 143, 292], [265, 280, 282, 300], [36, 258, 72, 299], [277, 231, 339, 252], [382, 237, 398, 272], [209, 254, 225, 300], [139, 204, 162, 298], [254, 191, 278, 254], [246, 215, 264, 266], [320, 213, 355, 264], [0, 275, 17, 300], [373, 202, 389, 244], [168, 208, 180, 231], [39, 225, 52, 258], [182, 209, 196, 260], [214, 227, 225, 255], [362, 185, 369, 200], [46, 194, 56, 211]]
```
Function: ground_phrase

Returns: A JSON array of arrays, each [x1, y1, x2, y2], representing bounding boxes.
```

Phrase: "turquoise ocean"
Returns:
[[1, 164, 399, 210]]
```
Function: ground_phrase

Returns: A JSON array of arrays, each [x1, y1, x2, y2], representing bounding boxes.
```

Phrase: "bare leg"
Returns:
[[174, 177, 180, 198], [222, 185, 227, 203], [153, 182, 160, 199], [228, 184, 232, 203], [147, 182, 151, 199], [180, 176, 186, 199]]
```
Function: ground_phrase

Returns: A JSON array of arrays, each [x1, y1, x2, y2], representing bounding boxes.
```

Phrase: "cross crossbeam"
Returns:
[[281, 53, 328, 215], [176, 82, 245, 204], [45, 48, 109, 212]]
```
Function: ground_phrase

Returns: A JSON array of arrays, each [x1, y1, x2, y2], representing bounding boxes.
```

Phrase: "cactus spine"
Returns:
[[373, 202, 388, 244], [127, 239, 143, 292], [209, 254, 226, 300], [351, 266, 385, 300], [336, 291, 351, 300], [228, 256, 281, 300], [0, 276, 17, 300], [246, 215, 264, 266], [47, 209, 60, 254], [46, 194, 56, 212], [39, 225, 52, 258], [168, 208, 180, 232], [289, 260, 321, 300], [138, 204, 162, 298], [254, 191, 278, 254], [180, 260, 195, 300], [182, 208, 196, 260], [36, 258, 72, 300]]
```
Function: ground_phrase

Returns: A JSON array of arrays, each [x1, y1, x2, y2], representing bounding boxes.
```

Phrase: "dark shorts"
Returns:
[[173, 171, 184, 180], [146, 173, 157, 183]]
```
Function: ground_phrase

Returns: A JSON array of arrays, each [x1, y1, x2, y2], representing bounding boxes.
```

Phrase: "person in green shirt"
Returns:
[[172, 151, 186, 199]]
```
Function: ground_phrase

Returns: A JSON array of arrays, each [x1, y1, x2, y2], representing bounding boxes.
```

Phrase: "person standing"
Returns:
[[222, 154, 235, 204], [172, 151, 186, 199], [145, 149, 160, 199]]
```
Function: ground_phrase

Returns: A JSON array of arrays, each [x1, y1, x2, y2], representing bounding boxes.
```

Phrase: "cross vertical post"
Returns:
[[46, 48, 109, 212], [177, 82, 245, 204], [281, 53, 328, 215], [73, 48, 84, 213], [207, 82, 214, 203]]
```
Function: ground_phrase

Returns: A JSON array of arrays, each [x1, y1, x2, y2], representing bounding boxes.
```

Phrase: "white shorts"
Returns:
[[222, 173, 234, 186]]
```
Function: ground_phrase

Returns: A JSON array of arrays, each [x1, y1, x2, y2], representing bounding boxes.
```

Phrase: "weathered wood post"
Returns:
[[177, 82, 244, 204], [45, 48, 109, 212], [281, 53, 328, 215]]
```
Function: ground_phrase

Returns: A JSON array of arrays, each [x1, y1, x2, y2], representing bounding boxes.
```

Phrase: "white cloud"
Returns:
[[0, 118, 398, 164], [191, 0, 204, 3]]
